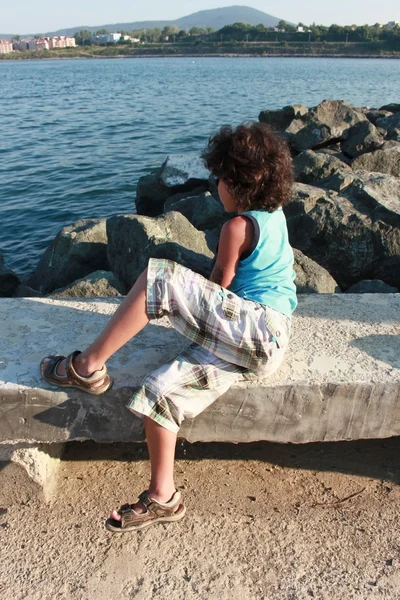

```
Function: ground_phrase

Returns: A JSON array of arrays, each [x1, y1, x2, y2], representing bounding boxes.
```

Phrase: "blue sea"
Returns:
[[1, 56, 399, 278]]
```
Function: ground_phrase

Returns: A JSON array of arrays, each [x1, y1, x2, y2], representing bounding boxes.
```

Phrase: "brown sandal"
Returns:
[[40, 350, 113, 395], [105, 490, 186, 532]]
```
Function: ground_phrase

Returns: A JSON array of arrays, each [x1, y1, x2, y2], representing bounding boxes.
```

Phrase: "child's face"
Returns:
[[218, 179, 238, 213]]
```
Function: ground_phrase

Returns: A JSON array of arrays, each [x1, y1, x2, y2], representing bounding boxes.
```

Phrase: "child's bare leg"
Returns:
[[111, 416, 177, 518], [41, 269, 150, 379]]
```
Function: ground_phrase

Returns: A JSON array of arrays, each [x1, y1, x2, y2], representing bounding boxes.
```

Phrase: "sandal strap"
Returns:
[[43, 355, 66, 380], [138, 490, 181, 517], [65, 351, 107, 389]]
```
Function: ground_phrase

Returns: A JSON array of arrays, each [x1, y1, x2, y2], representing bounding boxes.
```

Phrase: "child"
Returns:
[[40, 122, 297, 532]]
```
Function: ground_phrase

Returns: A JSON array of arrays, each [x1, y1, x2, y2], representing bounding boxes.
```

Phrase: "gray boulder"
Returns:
[[27, 219, 108, 294], [294, 150, 350, 184], [0, 253, 20, 298], [345, 280, 398, 293], [259, 104, 308, 131], [376, 113, 400, 138], [351, 146, 400, 177], [50, 270, 126, 297], [379, 103, 400, 113], [135, 155, 211, 217], [316, 147, 351, 164], [374, 257, 400, 290], [341, 120, 383, 158], [164, 191, 228, 231], [107, 211, 214, 289], [341, 171, 400, 222], [262, 100, 367, 153], [13, 284, 44, 298], [293, 249, 341, 293], [364, 109, 393, 125], [284, 183, 400, 288]]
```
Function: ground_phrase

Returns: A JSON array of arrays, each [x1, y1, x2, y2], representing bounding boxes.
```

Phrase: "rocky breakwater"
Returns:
[[2, 100, 399, 299]]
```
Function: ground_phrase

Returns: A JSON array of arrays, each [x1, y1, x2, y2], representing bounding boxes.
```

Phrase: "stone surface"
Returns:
[[0, 295, 399, 445], [107, 211, 214, 288], [50, 270, 126, 297], [376, 113, 400, 138], [285, 183, 400, 287], [286, 100, 366, 152], [341, 120, 383, 158], [294, 150, 350, 184], [379, 103, 400, 113], [135, 156, 211, 217], [160, 154, 210, 188], [0, 443, 64, 500], [258, 104, 308, 131], [164, 191, 228, 231], [293, 249, 341, 293], [365, 108, 393, 125], [345, 280, 398, 294], [0, 252, 20, 298], [27, 219, 108, 294], [351, 146, 400, 177]]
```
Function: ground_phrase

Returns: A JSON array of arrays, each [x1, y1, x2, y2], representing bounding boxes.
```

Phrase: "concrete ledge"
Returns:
[[0, 295, 399, 446]]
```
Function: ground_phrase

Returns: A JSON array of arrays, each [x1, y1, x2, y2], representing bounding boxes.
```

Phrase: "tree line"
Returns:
[[73, 21, 400, 46]]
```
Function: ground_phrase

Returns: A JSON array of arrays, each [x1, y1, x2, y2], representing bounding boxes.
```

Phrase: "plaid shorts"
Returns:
[[128, 258, 291, 433]]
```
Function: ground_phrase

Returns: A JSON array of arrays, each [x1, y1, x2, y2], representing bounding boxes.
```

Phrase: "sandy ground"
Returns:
[[1, 438, 400, 600]]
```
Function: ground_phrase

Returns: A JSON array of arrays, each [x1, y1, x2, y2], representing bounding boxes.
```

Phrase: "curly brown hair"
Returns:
[[202, 122, 294, 212]]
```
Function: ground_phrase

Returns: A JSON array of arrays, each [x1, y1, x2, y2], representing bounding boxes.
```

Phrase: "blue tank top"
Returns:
[[229, 209, 297, 317]]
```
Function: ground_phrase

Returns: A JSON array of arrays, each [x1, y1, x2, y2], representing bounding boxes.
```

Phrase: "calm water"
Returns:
[[1, 56, 399, 278]]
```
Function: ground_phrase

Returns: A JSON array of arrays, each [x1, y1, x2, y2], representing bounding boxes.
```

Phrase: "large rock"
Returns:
[[0, 253, 20, 298], [50, 270, 125, 297], [345, 280, 398, 294], [260, 100, 366, 153], [315, 169, 400, 223], [364, 109, 392, 125], [379, 103, 400, 113], [27, 219, 108, 294], [351, 146, 400, 177], [135, 155, 210, 217], [376, 113, 400, 138], [293, 249, 341, 293], [294, 150, 350, 184], [164, 191, 228, 230], [284, 183, 400, 288], [107, 211, 214, 288], [258, 104, 308, 131], [341, 120, 383, 158]]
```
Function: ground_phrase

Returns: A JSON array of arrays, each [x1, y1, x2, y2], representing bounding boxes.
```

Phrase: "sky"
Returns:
[[1, 1, 398, 34]]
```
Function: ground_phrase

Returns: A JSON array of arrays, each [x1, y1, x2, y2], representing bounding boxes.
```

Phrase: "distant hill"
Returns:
[[1, 6, 290, 39]]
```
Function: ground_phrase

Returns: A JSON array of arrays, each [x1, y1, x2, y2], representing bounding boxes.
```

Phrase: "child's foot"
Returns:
[[40, 351, 113, 395], [106, 489, 186, 532]]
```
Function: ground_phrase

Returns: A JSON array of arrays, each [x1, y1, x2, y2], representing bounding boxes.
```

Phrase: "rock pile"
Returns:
[[2, 100, 399, 298]]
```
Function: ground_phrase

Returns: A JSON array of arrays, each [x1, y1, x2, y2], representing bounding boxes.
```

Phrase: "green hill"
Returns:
[[2, 6, 289, 38]]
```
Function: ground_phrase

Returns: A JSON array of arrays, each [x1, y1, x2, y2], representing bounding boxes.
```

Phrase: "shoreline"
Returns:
[[1, 52, 400, 61]]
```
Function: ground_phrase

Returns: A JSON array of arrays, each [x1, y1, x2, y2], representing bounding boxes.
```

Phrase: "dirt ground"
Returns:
[[1, 437, 400, 600]]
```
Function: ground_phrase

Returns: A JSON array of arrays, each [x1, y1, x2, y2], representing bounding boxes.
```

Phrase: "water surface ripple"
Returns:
[[1, 57, 399, 277]]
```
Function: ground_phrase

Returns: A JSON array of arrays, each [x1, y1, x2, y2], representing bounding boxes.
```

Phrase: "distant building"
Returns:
[[12, 40, 29, 51], [297, 26, 305, 32], [387, 21, 399, 29], [0, 40, 13, 54], [28, 38, 50, 50], [92, 32, 122, 45], [48, 36, 76, 48]]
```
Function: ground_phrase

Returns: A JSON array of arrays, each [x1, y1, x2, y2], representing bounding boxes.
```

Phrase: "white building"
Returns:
[[48, 36, 76, 48], [0, 40, 13, 53], [93, 32, 123, 44]]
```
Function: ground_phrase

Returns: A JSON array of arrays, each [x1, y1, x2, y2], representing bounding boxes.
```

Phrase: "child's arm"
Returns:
[[209, 216, 253, 288]]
